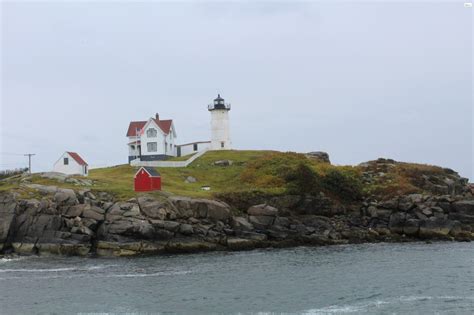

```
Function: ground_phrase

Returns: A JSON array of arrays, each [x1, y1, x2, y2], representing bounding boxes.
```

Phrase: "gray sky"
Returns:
[[1, 1, 473, 180]]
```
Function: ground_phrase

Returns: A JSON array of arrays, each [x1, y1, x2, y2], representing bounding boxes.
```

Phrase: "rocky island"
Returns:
[[0, 151, 473, 257]]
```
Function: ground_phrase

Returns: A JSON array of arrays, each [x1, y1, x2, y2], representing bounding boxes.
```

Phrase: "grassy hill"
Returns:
[[1, 150, 462, 202], [89, 150, 274, 199]]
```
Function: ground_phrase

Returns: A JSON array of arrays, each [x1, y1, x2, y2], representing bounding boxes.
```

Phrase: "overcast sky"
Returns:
[[1, 1, 473, 180]]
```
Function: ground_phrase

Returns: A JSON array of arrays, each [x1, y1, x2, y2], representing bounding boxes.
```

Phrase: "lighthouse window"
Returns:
[[146, 128, 157, 138], [147, 142, 157, 152], [221, 142, 225, 148]]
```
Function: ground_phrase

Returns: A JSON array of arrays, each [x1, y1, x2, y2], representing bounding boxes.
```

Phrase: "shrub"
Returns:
[[319, 167, 364, 201], [284, 163, 320, 195]]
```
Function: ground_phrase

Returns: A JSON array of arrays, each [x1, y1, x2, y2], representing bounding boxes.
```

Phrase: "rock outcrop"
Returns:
[[1, 183, 473, 257]]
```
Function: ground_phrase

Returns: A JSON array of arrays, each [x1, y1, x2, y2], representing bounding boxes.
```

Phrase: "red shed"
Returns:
[[134, 167, 161, 192]]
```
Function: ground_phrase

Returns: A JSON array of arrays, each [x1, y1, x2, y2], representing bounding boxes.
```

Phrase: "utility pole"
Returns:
[[24, 153, 35, 174]]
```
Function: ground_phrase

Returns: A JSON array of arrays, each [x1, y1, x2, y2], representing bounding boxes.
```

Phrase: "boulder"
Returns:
[[419, 217, 454, 238], [205, 200, 231, 222], [452, 200, 474, 214], [248, 215, 274, 229], [214, 160, 233, 166], [231, 217, 254, 231], [0, 193, 17, 251], [138, 196, 178, 220], [247, 204, 279, 217], [184, 176, 197, 183], [179, 224, 194, 235], [389, 212, 406, 234], [305, 151, 330, 164], [226, 238, 256, 250], [54, 189, 78, 207], [403, 219, 420, 235]]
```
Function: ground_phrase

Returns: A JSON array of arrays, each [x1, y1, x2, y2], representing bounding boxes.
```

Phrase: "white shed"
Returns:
[[53, 152, 89, 176]]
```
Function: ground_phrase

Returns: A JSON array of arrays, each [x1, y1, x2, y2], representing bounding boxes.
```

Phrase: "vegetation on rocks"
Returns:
[[0, 150, 472, 258]]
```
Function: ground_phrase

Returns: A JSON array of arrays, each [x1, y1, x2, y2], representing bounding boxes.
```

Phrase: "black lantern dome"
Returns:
[[208, 94, 231, 111]]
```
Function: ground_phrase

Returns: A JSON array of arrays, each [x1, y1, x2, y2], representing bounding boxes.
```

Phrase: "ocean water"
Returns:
[[0, 242, 473, 314]]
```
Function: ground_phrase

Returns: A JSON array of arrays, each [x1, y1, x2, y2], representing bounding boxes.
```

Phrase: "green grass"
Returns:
[[167, 153, 197, 161], [1, 150, 456, 201], [87, 150, 275, 199]]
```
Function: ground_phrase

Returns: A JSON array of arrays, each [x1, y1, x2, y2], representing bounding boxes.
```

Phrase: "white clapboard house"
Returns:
[[53, 152, 89, 176]]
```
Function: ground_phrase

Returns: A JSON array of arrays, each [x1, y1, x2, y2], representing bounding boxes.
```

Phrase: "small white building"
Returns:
[[53, 152, 89, 176], [176, 141, 211, 157]]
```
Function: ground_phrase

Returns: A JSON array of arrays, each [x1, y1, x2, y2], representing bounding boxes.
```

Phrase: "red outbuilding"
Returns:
[[134, 167, 161, 192]]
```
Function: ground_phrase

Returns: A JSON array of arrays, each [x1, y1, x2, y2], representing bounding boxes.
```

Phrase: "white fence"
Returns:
[[130, 149, 208, 168]]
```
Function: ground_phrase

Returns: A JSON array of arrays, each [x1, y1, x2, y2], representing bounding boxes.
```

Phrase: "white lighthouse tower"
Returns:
[[208, 94, 231, 150]]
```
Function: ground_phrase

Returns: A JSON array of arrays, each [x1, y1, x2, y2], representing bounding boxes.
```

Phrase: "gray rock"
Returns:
[[184, 176, 197, 183], [205, 200, 231, 222], [419, 217, 454, 238], [273, 216, 291, 228], [231, 217, 254, 231], [403, 219, 420, 235], [247, 204, 279, 217], [138, 196, 178, 220], [305, 151, 330, 163], [23, 184, 58, 194], [179, 224, 194, 235], [0, 193, 17, 251], [452, 200, 474, 214], [367, 206, 378, 218], [214, 160, 233, 166], [389, 212, 406, 234], [163, 221, 180, 232], [248, 215, 274, 229], [54, 189, 78, 206]]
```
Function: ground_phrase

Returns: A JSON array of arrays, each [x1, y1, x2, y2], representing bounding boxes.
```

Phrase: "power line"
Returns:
[[0, 152, 26, 156]]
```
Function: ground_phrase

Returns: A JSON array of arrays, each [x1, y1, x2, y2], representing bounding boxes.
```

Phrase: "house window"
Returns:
[[147, 142, 157, 152], [146, 128, 157, 138], [64, 158, 69, 165], [193, 143, 198, 151], [84, 165, 88, 174], [221, 142, 225, 148], [131, 145, 135, 150]]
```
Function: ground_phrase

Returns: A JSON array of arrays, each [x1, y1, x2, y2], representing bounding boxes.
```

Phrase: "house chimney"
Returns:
[[155, 113, 159, 120]]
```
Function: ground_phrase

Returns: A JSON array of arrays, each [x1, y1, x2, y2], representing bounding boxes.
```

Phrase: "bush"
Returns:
[[284, 163, 320, 195], [319, 168, 363, 201]]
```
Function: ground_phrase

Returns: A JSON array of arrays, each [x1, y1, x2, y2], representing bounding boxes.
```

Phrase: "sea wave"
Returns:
[[0, 264, 117, 273], [0, 269, 191, 281], [0, 256, 29, 264], [101, 270, 192, 278], [302, 296, 474, 314]]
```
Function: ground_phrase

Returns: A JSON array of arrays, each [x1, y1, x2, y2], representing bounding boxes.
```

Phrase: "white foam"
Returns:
[[0, 264, 116, 273], [102, 270, 192, 278], [302, 296, 474, 314]]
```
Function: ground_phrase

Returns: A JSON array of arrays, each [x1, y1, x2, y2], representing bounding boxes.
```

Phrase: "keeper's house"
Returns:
[[126, 114, 177, 163]]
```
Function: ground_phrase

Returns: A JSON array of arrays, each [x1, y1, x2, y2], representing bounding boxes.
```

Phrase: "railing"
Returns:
[[208, 103, 231, 110], [130, 149, 209, 168]]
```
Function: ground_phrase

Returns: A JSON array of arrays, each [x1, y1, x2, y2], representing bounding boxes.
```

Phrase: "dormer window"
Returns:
[[147, 128, 157, 138]]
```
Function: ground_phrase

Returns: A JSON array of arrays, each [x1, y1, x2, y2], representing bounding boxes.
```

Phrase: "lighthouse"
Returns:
[[208, 94, 231, 150]]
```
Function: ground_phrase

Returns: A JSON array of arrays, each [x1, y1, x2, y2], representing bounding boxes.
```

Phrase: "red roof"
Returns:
[[126, 118, 172, 137], [67, 152, 88, 166]]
